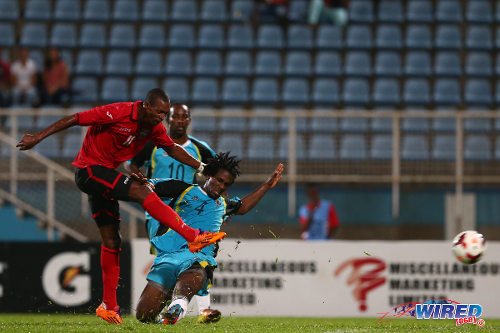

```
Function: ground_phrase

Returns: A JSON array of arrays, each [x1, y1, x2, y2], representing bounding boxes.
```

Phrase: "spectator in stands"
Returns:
[[299, 183, 340, 240], [11, 47, 38, 107], [308, 0, 348, 26], [0, 48, 12, 108], [41, 47, 69, 106], [254, 0, 290, 28]]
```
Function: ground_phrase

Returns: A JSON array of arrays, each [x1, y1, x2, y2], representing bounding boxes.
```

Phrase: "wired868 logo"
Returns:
[[415, 300, 485, 327]]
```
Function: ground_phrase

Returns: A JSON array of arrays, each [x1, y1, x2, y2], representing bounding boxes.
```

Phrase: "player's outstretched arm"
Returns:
[[162, 143, 205, 172], [236, 163, 284, 215], [17, 115, 76, 150]]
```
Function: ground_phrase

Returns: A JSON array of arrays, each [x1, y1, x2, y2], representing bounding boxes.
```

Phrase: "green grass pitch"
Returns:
[[0, 314, 499, 333]]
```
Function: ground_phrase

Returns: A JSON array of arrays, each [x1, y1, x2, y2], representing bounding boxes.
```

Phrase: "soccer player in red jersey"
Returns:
[[17, 88, 225, 324]]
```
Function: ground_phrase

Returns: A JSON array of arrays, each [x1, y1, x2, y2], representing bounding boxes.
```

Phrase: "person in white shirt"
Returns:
[[11, 47, 38, 106]]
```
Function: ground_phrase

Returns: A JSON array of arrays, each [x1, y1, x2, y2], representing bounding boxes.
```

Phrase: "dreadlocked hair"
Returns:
[[204, 152, 241, 179]]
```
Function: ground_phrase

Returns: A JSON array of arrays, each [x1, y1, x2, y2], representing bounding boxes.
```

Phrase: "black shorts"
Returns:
[[74, 166, 132, 226]]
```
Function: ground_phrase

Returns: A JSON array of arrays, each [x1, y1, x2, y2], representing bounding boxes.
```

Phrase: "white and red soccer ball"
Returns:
[[452, 230, 487, 265]]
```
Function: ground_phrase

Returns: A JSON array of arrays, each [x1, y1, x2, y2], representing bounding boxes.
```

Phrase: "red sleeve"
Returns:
[[75, 103, 122, 126], [328, 204, 340, 228], [151, 123, 175, 148]]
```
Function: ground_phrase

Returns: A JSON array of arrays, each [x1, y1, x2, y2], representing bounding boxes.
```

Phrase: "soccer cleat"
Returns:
[[159, 304, 184, 325], [198, 309, 222, 323], [96, 303, 123, 325], [188, 231, 227, 253]]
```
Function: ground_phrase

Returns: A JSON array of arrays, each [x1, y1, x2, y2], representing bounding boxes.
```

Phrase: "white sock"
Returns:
[[197, 294, 211, 315], [168, 296, 188, 320]]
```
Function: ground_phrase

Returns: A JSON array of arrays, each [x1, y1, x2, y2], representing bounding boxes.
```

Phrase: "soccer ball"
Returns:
[[452, 230, 486, 264]]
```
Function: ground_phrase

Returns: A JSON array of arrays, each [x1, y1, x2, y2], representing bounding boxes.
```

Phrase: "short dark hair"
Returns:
[[204, 152, 241, 179], [145, 88, 169, 105], [169, 103, 190, 117]]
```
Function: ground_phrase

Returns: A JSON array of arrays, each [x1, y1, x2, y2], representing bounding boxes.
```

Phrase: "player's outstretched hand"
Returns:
[[130, 171, 150, 185], [265, 163, 284, 189], [16, 134, 39, 150]]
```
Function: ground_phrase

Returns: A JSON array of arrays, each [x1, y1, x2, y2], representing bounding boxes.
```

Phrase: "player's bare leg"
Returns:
[[136, 281, 170, 323]]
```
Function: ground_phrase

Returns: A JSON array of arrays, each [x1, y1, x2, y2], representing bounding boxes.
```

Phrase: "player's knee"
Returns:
[[102, 237, 121, 250], [128, 182, 153, 203]]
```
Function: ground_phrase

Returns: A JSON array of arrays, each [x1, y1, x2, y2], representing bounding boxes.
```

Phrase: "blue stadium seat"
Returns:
[[60, 50, 73, 72], [315, 52, 341, 77], [79, 24, 106, 48], [83, 0, 109, 22], [201, 0, 227, 22], [218, 107, 247, 133], [466, 26, 493, 50], [138, 25, 166, 49], [169, 25, 195, 49], [142, 0, 167, 22], [375, 25, 402, 49], [435, 52, 462, 77], [375, 51, 401, 77], [312, 79, 340, 106], [288, 0, 308, 22], [370, 135, 392, 160], [340, 108, 369, 133], [247, 135, 275, 160], [131, 78, 157, 101], [217, 134, 244, 158], [497, 27, 500, 49], [466, 0, 493, 23], [255, 51, 282, 77], [316, 25, 343, 49], [71, 77, 98, 104], [30, 50, 44, 69], [349, 0, 374, 23], [230, 0, 254, 22], [371, 108, 393, 133], [495, 137, 500, 160], [109, 24, 135, 49], [54, 0, 80, 21], [282, 78, 309, 106], [105, 51, 132, 76], [227, 25, 254, 49], [195, 51, 222, 76], [343, 78, 370, 107], [192, 78, 219, 105], [249, 115, 278, 133], [257, 25, 284, 49], [432, 135, 455, 161], [25, 0, 51, 21], [165, 51, 191, 76], [135, 51, 162, 76], [466, 52, 493, 77], [191, 115, 216, 133], [61, 133, 83, 159], [287, 25, 313, 49], [225, 51, 252, 76], [0, 23, 14, 47], [278, 135, 306, 160], [497, 80, 500, 104], [405, 52, 431, 77], [435, 25, 462, 49], [405, 25, 432, 49], [401, 107, 430, 132], [162, 78, 189, 102], [112, 0, 138, 21], [340, 135, 367, 160], [465, 135, 491, 161], [252, 78, 279, 105], [345, 51, 372, 77], [432, 107, 456, 132], [171, 0, 198, 22], [310, 114, 338, 133], [434, 79, 461, 106], [373, 79, 400, 106], [378, 0, 403, 23], [308, 134, 336, 160], [436, 0, 462, 23], [279, 116, 308, 133], [101, 78, 129, 103], [75, 50, 103, 76], [284, 52, 311, 77], [222, 78, 249, 104], [33, 136, 60, 159], [193, 134, 214, 147], [198, 25, 225, 49], [401, 135, 429, 160], [346, 25, 373, 49], [407, 0, 433, 23], [0, 0, 19, 21], [50, 24, 76, 48], [20, 23, 47, 48], [464, 108, 492, 132]]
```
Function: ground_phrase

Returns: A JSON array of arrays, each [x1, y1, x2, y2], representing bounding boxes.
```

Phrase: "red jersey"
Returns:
[[72, 101, 174, 169]]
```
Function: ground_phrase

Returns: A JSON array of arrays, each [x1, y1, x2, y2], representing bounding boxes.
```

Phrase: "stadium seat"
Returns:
[[101, 78, 129, 103], [407, 0, 433, 23], [375, 52, 401, 77], [193, 134, 214, 148], [434, 52, 462, 77], [340, 135, 367, 160], [345, 52, 372, 77], [432, 135, 456, 161], [195, 51, 222, 76], [255, 51, 282, 77], [0, 23, 14, 47], [0, 0, 19, 21], [346, 25, 372, 49], [112, 0, 138, 21], [375, 25, 402, 49], [343, 78, 370, 107], [24, 0, 51, 21], [257, 25, 284, 49], [249, 116, 278, 133], [434, 79, 461, 106], [312, 79, 340, 106], [252, 78, 279, 105], [217, 134, 244, 158], [378, 0, 403, 23], [315, 52, 341, 77], [29, 50, 44, 69], [349, 0, 374, 23], [162, 78, 189, 102], [464, 135, 492, 161], [135, 51, 162, 76], [79, 24, 106, 49], [230, 0, 254, 22], [373, 79, 400, 106], [54, 0, 80, 21], [432, 107, 456, 132], [227, 25, 254, 49], [33, 136, 60, 159], [403, 79, 430, 107], [142, 0, 167, 22], [105, 51, 132, 76], [131, 77, 157, 101], [165, 51, 191, 76], [370, 135, 392, 160], [404, 52, 431, 77], [60, 50, 73, 72], [109, 24, 135, 49], [83, 0, 110, 22], [138, 25, 166, 49], [171, 0, 198, 22], [20, 23, 47, 48], [316, 25, 343, 49], [218, 108, 247, 133], [282, 79, 309, 106], [495, 137, 500, 160], [288, 0, 308, 22], [50, 24, 76, 48], [75, 50, 103, 76], [247, 135, 275, 160], [191, 115, 216, 133], [222, 78, 249, 104], [198, 25, 224, 49], [401, 107, 430, 132], [466, 26, 493, 50], [284, 52, 312, 77], [192, 78, 219, 105], [435, 25, 462, 49], [464, 108, 492, 132], [61, 133, 83, 159], [308, 134, 336, 160], [287, 25, 313, 49], [436, 0, 462, 23], [36, 115, 63, 130], [279, 115, 309, 133], [278, 135, 306, 160], [225, 51, 252, 76], [466, 52, 493, 77], [201, 0, 227, 22], [405, 25, 432, 49], [71, 77, 98, 104], [466, 0, 493, 23], [401, 135, 429, 160], [169, 25, 195, 49], [371, 108, 393, 133], [340, 109, 369, 132]]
